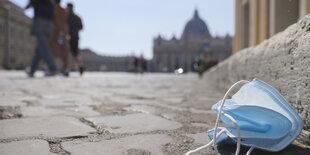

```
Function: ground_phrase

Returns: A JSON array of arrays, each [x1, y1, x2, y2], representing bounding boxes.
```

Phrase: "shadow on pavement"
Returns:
[[218, 143, 310, 155]]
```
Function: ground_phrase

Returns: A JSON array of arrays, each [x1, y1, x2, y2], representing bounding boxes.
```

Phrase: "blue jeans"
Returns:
[[30, 18, 57, 74]]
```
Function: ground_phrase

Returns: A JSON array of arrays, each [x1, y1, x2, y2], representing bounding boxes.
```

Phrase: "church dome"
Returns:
[[181, 9, 211, 40]]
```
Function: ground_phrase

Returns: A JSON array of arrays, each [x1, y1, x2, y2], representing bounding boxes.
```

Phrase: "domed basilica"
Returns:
[[151, 9, 232, 72]]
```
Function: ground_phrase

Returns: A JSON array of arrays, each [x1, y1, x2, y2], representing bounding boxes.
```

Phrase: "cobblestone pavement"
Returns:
[[0, 71, 309, 155]]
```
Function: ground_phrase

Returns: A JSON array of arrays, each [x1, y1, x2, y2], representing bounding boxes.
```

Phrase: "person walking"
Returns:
[[26, 0, 57, 77], [67, 3, 84, 75], [51, 0, 70, 76], [138, 54, 147, 73], [133, 56, 138, 73]]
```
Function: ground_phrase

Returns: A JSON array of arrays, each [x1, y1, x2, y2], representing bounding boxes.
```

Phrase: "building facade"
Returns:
[[80, 49, 135, 72], [152, 10, 232, 72], [0, 0, 36, 69], [234, 0, 310, 53]]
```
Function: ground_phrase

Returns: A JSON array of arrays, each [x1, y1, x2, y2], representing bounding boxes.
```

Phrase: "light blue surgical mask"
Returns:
[[186, 79, 303, 155]]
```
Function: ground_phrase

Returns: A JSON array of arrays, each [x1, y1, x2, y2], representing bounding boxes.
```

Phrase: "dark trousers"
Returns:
[[30, 18, 57, 74], [70, 37, 79, 56]]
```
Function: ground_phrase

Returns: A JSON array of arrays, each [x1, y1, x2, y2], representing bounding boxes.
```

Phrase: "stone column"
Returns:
[[299, 0, 310, 19], [233, 0, 242, 54], [249, 0, 259, 47], [258, 0, 269, 43], [269, 0, 299, 37], [241, 1, 250, 49]]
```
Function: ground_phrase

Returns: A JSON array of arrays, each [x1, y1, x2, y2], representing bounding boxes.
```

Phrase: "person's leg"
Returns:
[[52, 28, 69, 75], [62, 38, 69, 69], [40, 20, 57, 72], [70, 38, 81, 64], [74, 56, 83, 66], [29, 44, 41, 76], [61, 48, 69, 69], [75, 47, 84, 75], [59, 38, 70, 76], [70, 38, 84, 75], [29, 19, 42, 76], [51, 29, 59, 58]]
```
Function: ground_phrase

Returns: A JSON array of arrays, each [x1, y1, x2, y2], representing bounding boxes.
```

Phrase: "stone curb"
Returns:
[[203, 14, 310, 145]]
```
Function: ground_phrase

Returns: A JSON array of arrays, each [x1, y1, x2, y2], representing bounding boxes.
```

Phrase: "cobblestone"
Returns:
[[0, 139, 55, 155], [0, 71, 309, 154]]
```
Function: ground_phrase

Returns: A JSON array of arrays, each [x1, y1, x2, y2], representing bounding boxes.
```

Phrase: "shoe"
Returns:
[[62, 69, 70, 77], [26, 69, 34, 78], [27, 72, 34, 78], [44, 70, 57, 77], [79, 66, 84, 76]]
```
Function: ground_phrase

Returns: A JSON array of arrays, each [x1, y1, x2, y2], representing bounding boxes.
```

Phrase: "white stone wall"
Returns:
[[204, 14, 310, 145]]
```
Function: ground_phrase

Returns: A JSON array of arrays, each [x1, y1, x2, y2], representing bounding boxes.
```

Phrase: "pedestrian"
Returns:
[[67, 3, 84, 75], [133, 56, 138, 73], [139, 54, 146, 73], [51, 0, 70, 76], [26, 0, 57, 77], [141, 58, 147, 73], [196, 53, 207, 78]]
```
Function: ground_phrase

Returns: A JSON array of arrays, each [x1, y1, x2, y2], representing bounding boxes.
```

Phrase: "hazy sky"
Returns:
[[10, 0, 235, 59]]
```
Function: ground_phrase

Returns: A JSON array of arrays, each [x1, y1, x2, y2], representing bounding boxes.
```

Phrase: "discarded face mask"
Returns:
[[186, 79, 303, 155]]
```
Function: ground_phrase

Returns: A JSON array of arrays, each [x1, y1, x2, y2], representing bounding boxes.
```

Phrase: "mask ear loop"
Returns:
[[246, 146, 255, 155], [213, 80, 250, 155], [185, 129, 226, 155], [185, 80, 251, 155]]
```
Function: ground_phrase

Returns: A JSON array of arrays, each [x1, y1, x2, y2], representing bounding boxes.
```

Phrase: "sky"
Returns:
[[10, 0, 235, 59]]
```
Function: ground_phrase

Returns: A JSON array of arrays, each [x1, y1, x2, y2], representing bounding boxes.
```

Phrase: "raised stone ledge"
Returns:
[[204, 14, 310, 145]]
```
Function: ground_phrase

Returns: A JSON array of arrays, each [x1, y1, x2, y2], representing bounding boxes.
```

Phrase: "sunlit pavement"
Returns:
[[0, 71, 309, 155]]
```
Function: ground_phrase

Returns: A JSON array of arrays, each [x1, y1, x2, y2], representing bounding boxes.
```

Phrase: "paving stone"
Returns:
[[114, 89, 157, 99], [0, 106, 22, 119], [124, 105, 156, 114], [189, 108, 214, 114], [0, 70, 309, 153], [160, 113, 178, 120], [85, 113, 182, 133], [191, 123, 211, 128], [0, 139, 55, 155], [0, 91, 35, 106], [21, 106, 100, 117], [0, 116, 96, 139], [161, 96, 184, 104], [20, 106, 60, 117], [155, 103, 185, 112], [108, 97, 157, 105], [38, 94, 97, 106], [64, 106, 100, 116], [187, 132, 210, 144], [62, 134, 172, 155]]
